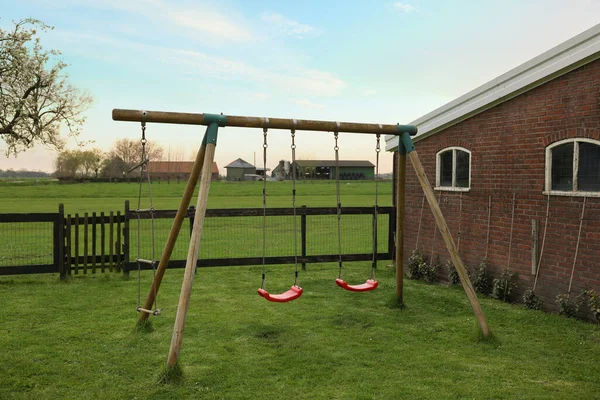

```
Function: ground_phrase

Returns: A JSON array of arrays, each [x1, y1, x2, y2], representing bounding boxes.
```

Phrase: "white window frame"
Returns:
[[435, 147, 471, 192], [545, 138, 600, 197]]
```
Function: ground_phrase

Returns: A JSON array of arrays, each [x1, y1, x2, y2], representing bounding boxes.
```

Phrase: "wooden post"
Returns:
[[74, 213, 79, 275], [57, 204, 65, 280], [66, 215, 72, 276], [406, 149, 491, 337], [109, 211, 114, 272], [92, 212, 97, 274], [301, 205, 307, 271], [167, 126, 218, 368], [123, 201, 130, 278], [100, 212, 106, 273], [137, 135, 207, 325], [83, 213, 88, 274], [395, 149, 406, 305]]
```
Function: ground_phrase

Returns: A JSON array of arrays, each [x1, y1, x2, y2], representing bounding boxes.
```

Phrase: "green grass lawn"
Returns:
[[1, 180, 599, 399], [1, 265, 599, 399]]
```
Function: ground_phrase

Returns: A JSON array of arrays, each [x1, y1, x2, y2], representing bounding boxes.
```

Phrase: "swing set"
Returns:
[[112, 108, 491, 370]]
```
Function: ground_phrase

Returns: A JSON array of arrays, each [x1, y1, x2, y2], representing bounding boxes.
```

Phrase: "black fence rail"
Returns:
[[0, 202, 396, 278], [124, 205, 395, 271]]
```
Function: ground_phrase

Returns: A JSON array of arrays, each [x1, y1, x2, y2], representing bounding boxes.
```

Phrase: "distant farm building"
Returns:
[[225, 158, 256, 180], [147, 161, 219, 180], [273, 160, 375, 180]]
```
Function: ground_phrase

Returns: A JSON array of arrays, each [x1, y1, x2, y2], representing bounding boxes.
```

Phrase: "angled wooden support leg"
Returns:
[[136, 134, 207, 326], [401, 133, 491, 337], [167, 122, 220, 368]]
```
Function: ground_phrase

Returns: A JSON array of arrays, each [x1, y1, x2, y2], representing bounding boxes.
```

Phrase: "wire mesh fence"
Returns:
[[0, 205, 394, 276], [0, 221, 54, 267]]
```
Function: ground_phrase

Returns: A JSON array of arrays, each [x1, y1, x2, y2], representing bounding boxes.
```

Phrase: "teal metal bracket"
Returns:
[[203, 113, 227, 127], [396, 125, 417, 154], [400, 132, 415, 154], [205, 122, 220, 146]]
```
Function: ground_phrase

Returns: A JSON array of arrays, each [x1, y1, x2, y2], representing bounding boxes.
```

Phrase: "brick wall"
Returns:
[[399, 58, 600, 313]]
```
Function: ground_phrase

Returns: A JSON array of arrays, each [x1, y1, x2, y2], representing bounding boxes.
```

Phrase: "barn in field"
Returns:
[[387, 24, 600, 313], [225, 158, 256, 180], [272, 160, 375, 180], [147, 161, 219, 180]]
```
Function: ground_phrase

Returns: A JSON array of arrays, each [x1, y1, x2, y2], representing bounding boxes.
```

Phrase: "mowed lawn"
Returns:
[[1, 266, 599, 399], [0, 180, 599, 399]]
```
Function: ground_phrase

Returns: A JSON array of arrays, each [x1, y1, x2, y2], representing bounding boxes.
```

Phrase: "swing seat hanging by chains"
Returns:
[[257, 120, 303, 303], [333, 129, 379, 293], [133, 111, 161, 316]]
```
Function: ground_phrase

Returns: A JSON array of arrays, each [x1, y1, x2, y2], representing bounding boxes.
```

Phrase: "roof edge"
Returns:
[[386, 23, 600, 151]]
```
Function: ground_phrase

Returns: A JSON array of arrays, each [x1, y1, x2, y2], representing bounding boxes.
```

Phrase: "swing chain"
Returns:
[[291, 123, 299, 285], [334, 130, 343, 279], [371, 134, 381, 279], [136, 112, 159, 314], [260, 127, 268, 289]]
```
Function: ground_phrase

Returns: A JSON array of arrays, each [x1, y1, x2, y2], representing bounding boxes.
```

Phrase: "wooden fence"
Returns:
[[0, 202, 396, 278]]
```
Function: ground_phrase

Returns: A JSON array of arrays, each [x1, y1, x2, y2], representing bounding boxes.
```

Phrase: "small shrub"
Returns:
[[423, 256, 440, 284], [492, 268, 518, 302], [470, 258, 491, 295], [555, 293, 581, 318], [576, 289, 600, 323], [407, 249, 427, 280], [523, 289, 543, 310], [447, 260, 460, 285]]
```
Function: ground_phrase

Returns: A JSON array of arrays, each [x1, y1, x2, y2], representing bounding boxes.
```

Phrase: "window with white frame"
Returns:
[[546, 138, 600, 194], [436, 147, 471, 190]]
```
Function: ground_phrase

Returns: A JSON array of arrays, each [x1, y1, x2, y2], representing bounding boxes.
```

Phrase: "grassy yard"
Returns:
[[1, 265, 599, 399], [1, 180, 599, 399]]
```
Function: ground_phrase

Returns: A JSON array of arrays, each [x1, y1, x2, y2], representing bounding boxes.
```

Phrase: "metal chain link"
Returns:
[[291, 122, 299, 286], [136, 113, 158, 313], [371, 134, 381, 279], [334, 130, 343, 279], [260, 126, 268, 289]]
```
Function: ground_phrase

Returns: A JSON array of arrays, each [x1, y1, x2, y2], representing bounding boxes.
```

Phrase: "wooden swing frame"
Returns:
[[112, 108, 491, 370]]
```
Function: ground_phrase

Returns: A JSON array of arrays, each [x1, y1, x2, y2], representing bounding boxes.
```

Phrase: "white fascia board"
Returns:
[[386, 23, 600, 152]]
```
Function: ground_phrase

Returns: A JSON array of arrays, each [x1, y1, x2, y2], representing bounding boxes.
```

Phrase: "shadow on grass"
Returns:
[[158, 363, 184, 385], [134, 320, 155, 334], [385, 295, 406, 310]]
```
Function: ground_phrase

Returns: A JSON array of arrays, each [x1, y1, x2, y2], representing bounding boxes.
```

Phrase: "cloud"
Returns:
[[167, 49, 345, 96], [393, 2, 417, 13], [167, 10, 253, 42], [295, 99, 325, 108], [66, 0, 254, 42], [260, 12, 321, 39]]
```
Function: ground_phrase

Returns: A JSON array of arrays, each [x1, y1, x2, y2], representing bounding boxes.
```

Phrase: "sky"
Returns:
[[1, 0, 600, 174]]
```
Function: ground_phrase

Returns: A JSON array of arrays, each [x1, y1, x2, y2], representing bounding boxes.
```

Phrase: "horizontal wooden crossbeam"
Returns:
[[112, 109, 417, 136]]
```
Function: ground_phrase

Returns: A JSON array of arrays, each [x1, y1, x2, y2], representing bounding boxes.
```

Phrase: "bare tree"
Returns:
[[0, 19, 92, 155], [108, 138, 163, 176]]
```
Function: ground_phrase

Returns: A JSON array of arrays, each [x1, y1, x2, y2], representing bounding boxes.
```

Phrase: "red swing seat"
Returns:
[[335, 278, 378, 292], [258, 285, 303, 303]]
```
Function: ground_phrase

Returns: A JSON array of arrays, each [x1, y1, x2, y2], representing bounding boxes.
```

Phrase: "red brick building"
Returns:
[[147, 161, 219, 181], [387, 25, 600, 311]]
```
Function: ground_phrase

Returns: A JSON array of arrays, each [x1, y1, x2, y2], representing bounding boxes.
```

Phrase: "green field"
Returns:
[[1, 180, 599, 399], [0, 179, 393, 213]]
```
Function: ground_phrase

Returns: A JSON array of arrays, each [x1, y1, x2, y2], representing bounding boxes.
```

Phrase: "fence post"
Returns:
[[57, 204, 66, 280], [189, 206, 195, 237], [301, 205, 307, 271], [388, 207, 396, 261], [123, 201, 130, 278], [372, 204, 378, 269]]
